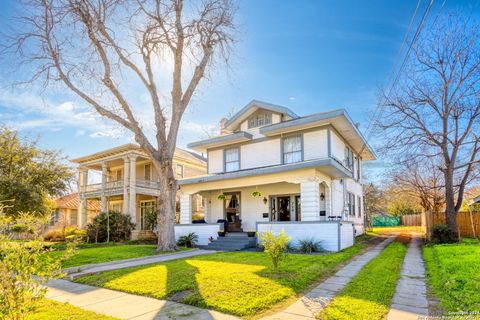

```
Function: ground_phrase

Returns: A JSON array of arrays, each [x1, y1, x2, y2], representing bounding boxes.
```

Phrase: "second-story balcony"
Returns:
[[81, 179, 161, 198]]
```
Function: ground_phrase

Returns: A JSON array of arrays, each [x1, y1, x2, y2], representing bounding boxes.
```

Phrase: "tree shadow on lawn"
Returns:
[[76, 250, 366, 317]]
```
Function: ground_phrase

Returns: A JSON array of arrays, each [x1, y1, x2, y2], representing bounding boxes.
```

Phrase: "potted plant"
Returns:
[[218, 230, 226, 237], [217, 194, 226, 201], [247, 230, 256, 237]]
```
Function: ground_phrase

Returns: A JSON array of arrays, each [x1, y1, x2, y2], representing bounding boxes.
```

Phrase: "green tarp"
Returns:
[[372, 215, 400, 227]]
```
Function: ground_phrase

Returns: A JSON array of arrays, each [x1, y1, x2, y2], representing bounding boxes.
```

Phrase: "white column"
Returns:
[[300, 181, 321, 221], [203, 195, 210, 223], [78, 196, 88, 228], [325, 182, 332, 217], [180, 194, 192, 224], [129, 155, 137, 224], [123, 157, 130, 214], [77, 167, 88, 228], [101, 162, 108, 212]]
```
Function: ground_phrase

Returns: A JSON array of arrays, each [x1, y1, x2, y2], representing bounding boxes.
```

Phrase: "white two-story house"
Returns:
[[177, 100, 376, 251]]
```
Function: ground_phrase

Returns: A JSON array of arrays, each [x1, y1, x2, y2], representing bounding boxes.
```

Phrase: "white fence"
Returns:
[[256, 221, 354, 252], [174, 223, 222, 245]]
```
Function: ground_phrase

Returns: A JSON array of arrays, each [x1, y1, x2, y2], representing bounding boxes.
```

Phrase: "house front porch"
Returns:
[[177, 167, 356, 251]]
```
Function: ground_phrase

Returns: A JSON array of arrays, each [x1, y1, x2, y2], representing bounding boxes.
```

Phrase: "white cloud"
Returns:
[[289, 96, 295, 101], [0, 88, 128, 139]]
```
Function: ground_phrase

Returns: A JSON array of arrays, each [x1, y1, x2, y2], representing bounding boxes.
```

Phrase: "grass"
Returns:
[[27, 299, 118, 320], [49, 244, 190, 268], [318, 241, 407, 320], [76, 239, 371, 317], [371, 226, 424, 235], [423, 238, 480, 313]]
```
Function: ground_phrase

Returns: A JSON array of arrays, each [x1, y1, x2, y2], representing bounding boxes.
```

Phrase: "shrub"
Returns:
[[44, 229, 64, 242], [431, 224, 458, 244], [44, 227, 86, 242], [177, 232, 199, 248], [0, 207, 77, 319], [10, 224, 33, 234], [86, 211, 135, 243], [259, 229, 291, 271], [298, 238, 323, 254]]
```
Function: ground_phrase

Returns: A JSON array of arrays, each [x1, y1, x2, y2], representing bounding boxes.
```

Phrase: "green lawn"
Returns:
[[49, 245, 190, 268], [423, 238, 480, 313], [76, 241, 370, 317], [318, 241, 407, 320], [27, 299, 117, 320]]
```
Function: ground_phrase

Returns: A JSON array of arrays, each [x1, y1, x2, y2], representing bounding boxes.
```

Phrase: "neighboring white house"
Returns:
[[177, 100, 376, 251]]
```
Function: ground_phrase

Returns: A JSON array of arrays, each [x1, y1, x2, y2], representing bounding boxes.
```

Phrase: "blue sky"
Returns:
[[0, 0, 477, 176]]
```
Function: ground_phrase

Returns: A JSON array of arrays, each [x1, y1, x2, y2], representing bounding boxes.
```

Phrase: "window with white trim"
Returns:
[[225, 148, 240, 172], [347, 192, 355, 216], [356, 157, 361, 180], [282, 135, 302, 164], [345, 146, 354, 170], [144, 164, 151, 180], [357, 195, 362, 217], [248, 112, 272, 129], [175, 164, 184, 178]]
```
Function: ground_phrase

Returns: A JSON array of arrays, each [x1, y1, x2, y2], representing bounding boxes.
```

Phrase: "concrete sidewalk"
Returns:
[[262, 236, 396, 319], [387, 236, 429, 320], [65, 249, 218, 280], [46, 279, 239, 320]]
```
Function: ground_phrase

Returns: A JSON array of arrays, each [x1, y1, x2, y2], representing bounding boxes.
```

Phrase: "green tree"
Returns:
[[0, 127, 73, 217]]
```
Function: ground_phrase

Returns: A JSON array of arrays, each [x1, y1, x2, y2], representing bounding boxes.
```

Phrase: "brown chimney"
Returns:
[[219, 118, 229, 135]]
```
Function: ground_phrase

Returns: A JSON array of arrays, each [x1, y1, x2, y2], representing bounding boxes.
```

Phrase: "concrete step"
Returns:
[[203, 236, 257, 252]]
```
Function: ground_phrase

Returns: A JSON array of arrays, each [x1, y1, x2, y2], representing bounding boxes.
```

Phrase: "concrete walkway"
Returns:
[[66, 249, 218, 280], [262, 236, 395, 319], [387, 236, 428, 320], [46, 279, 239, 320]]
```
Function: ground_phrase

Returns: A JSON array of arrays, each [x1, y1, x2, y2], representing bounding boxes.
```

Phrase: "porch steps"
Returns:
[[202, 233, 256, 251]]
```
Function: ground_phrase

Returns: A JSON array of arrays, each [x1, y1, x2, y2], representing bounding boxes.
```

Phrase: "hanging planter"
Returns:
[[217, 194, 226, 201], [251, 191, 262, 198]]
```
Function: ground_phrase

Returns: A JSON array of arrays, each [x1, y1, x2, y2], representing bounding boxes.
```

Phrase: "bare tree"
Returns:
[[379, 13, 480, 240], [389, 158, 445, 213], [2, 0, 236, 250]]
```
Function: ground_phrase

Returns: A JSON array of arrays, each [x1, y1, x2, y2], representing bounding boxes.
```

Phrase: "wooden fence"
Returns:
[[401, 214, 422, 226], [426, 211, 480, 238]]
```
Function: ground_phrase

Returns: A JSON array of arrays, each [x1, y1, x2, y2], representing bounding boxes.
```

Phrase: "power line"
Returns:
[[362, 0, 423, 137], [360, 0, 436, 155]]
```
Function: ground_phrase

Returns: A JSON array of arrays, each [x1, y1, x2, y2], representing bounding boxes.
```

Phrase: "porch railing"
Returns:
[[81, 179, 160, 193]]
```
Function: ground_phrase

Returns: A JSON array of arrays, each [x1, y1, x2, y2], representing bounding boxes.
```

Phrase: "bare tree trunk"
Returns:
[[444, 171, 459, 241], [154, 157, 177, 251]]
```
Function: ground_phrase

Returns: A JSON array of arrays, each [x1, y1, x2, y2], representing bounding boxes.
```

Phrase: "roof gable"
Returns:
[[224, 100, 299, 131]]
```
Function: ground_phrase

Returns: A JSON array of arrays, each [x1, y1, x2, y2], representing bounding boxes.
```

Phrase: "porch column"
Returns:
[[129, 155, 137, 224], [123, 156, 130, 214], [203, 195, 210, 223], [77, 167, 88, 228], [101, 162, 108, 212], [324, 181, 332, 217], [300, 181, 321, 221], [180, 194, 192, 224], [78, 196, 88, 228]]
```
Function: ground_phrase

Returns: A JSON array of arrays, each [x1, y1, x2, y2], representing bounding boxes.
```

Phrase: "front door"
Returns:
[[277, 196, 291, 221], [224, 192, 240, 222]]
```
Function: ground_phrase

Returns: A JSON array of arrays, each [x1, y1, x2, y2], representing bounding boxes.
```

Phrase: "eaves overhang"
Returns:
[[178, 158, 352, 186], [187, 131, 253, 153]]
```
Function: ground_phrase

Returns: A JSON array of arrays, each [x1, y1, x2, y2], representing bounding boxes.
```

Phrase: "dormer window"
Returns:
[[248, 112, 272, 129]]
